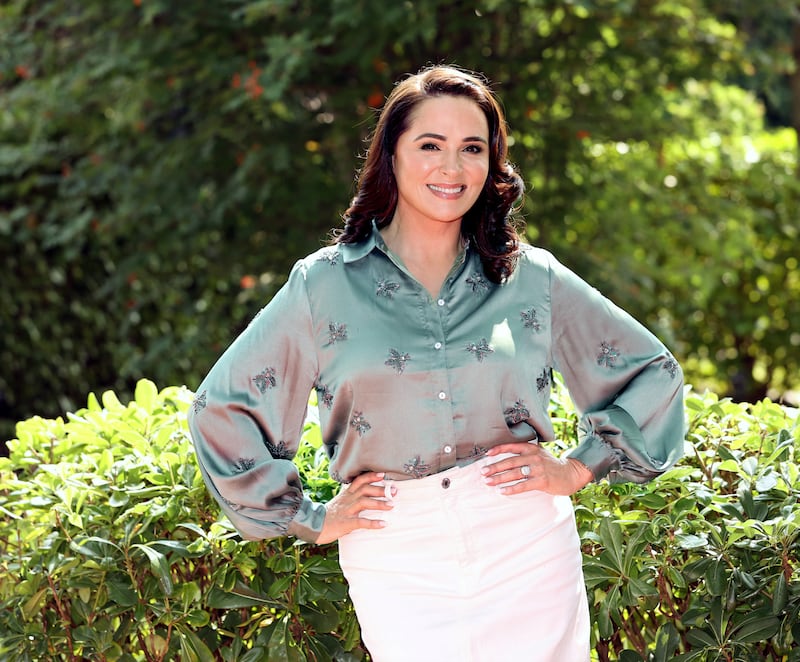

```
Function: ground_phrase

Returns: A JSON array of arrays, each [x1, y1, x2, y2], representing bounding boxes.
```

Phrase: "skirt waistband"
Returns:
[[374, 453, 519, 500]]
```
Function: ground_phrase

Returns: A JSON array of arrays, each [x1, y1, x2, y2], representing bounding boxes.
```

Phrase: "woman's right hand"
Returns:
[[315, 472, 395, 544]]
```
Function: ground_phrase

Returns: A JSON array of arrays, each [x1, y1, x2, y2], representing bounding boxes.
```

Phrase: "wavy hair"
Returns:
[[332, 65, 524, 283]]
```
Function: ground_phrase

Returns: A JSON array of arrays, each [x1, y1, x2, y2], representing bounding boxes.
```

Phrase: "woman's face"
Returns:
[[391, 95, 490, 229]]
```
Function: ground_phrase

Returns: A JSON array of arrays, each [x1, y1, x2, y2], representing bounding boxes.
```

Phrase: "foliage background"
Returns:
[[1, 381, 797, 661], [1, 0, 799, 445]]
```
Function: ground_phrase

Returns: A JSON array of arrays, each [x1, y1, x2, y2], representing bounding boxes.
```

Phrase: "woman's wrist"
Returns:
[[567, 457, 595, 491]]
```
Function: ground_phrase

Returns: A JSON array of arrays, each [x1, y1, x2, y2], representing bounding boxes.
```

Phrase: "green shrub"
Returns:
[[0, 380, 797, 661], [0, 382, 362, 662]]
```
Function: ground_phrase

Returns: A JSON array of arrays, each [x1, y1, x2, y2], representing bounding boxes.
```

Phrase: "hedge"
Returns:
[[0, 379, 797, 661]]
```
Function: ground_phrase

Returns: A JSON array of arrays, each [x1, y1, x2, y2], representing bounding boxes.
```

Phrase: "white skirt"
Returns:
[[337, 455, 591, 662]]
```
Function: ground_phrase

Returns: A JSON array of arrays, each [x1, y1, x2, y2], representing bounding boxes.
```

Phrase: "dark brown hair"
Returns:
[[332, 65, 524, 283]]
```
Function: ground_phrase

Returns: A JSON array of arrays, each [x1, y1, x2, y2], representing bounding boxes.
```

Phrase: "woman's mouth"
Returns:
[[428, 184, 466, 195]]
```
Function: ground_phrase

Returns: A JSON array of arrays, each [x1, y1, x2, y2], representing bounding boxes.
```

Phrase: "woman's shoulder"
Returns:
[[290, 245, 346, 279], [515, 242, 558, 273]]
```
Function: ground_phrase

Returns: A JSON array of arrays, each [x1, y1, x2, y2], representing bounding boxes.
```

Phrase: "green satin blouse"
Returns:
[[188, 224, 685, 542]]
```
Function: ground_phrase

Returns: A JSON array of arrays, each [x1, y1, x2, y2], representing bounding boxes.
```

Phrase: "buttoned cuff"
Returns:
[[286, 496, 327, 543], [568, 433, 622, 482]]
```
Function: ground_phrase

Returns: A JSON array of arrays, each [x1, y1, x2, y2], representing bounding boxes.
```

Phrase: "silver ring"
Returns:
[[520, 465, 531, 477]]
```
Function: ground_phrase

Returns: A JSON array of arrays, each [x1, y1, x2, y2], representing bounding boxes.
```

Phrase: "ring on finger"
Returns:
[[520, 464, 531, 478]]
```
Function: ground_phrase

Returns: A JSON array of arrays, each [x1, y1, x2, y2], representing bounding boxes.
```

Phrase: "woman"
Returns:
[[188, 65, 685, 661]]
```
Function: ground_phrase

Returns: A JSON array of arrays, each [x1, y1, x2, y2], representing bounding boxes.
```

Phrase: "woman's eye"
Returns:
[[464, 144, 483, 154], [420, 143, 439, 151]]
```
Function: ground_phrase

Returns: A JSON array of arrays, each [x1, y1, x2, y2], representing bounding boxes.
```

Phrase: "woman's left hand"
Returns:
[[481, 442, 594, 496]]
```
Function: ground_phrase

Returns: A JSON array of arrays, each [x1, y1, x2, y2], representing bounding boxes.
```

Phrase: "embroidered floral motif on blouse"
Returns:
[[232, 457, 255, 473], [315, 381, 334, 409], [536, 367, 551, 392], [466, 338, 493, 362], [597, 341, 620, 368], [520, 307, 542, 332], [350, 411, 371, 436], [265, 439, 291, 460], [468, 444, 488, 459], [504, 400, 530, 424], [327, 322, 348, 345], [662, 358, 679, 378], [192, 389, 207, 413], [222, 496, 243, 512], [403, 455, 431, 478], [253, 367, 277, 394], [385, 348, 411, 374], [376, 278, 400, 299], [466, 272, 490, 293], [317, 250, 340, 266]]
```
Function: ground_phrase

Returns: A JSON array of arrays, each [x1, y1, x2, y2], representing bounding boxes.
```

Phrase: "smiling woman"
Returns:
[[383, 95, 490, 296], [188, 65, 686, 662]]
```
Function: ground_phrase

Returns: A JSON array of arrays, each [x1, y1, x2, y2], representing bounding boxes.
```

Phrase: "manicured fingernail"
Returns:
[[376, 472, 385, 478], [480, 467, 489, 475], [391, 486, 397, 496]]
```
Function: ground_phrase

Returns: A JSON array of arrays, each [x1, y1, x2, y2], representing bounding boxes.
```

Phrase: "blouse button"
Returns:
[[441, 478, 451, 489], [434, 341, 442, 350], [437, 298, 445, 306], [444, 445, 453, 453], [437, 391, 447, 400]]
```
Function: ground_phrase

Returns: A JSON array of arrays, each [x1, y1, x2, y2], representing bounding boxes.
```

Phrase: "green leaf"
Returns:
[[675, 533, 708, 550], [704, 559, 727, 597], [21, 588, 48, 621], [717, 459, 740, 472], [267, 618, 291, 662], [732, 613, 780, 643], [176, 623, 215, 662], [184, 609, 210, 628], [113, 426, 151, 455], [132, 543, 173, 595], [106, 579, 138, 608], [772, 572, 788, 615], [653, 623, 680, 662], [685, 627, 718, 648], [206, 582, 278, 609], [101, 390, 125, 412], [240, 647, 269, 662], [300, 600, 340, 633], [134, 379, 159, 414]]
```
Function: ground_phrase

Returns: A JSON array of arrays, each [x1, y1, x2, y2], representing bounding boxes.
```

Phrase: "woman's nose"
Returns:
[[440, 150, 463, 174]]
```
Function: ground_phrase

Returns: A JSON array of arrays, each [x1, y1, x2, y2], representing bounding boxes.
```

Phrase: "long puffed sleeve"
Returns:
[[548, 255, 685, 483], [188, 261, 326, 542]]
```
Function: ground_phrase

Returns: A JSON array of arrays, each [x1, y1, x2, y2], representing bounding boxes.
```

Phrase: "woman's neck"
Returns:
[[381, 217, 462, 265], [380, 217, 464, 297]]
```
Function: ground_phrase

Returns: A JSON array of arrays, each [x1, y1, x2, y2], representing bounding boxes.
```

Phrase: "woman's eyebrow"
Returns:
[[413, 132, 488, 144]]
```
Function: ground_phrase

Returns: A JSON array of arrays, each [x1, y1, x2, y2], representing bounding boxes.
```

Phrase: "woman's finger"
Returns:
[[485, 442, 539, 458]]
